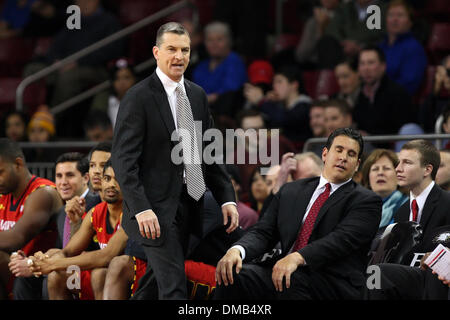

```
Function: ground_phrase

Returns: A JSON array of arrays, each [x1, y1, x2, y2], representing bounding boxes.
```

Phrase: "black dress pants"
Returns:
[[364, 263, 449, 300], [131, 187, 194, 300], [214, 263, 360, 300]]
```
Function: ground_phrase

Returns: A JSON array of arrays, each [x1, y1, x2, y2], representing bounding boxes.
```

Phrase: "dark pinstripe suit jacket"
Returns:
[[112, 72, 235, 247]]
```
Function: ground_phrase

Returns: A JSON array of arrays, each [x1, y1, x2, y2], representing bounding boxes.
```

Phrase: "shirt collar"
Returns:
[[410, 180, 435, 211], [156, 67, 185, 96], [318, 175, 352, 193]]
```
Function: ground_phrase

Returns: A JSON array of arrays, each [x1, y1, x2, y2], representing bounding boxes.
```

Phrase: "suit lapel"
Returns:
[[184, 80, 202, 123], [395, 200, 410, 222], [313, 180, 354, 228], [149, 73, 177, 145], [419, 184, 440, 231]]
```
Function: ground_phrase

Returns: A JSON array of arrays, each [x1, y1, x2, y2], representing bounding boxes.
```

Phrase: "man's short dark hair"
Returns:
[[0, 138, 25, 163], [88, 141, 112, 162], [323, 99, 352, 116], [83, 110, 112, 132], [337, 55, 359, 72], [359, 45, 386, 63], [103, 159, 113, 175], [274, 64, 305, 93], [310, 99, 328, 109], [401, 139, 441, 180], [156, 22, 189, 47], [56, 152, 89, 176], [236, 109, 266, 128], [325, 128, 364, 159]]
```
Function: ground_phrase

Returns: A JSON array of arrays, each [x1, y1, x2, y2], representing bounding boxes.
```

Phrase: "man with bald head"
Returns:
[[259, 152, 323, 220], [272, 152, 323, 194]]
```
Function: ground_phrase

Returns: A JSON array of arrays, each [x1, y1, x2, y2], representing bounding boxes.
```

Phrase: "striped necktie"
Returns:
[[175, 83, 206, 201]]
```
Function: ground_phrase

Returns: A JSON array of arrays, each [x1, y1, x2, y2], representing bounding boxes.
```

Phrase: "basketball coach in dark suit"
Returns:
[[112, 22, 238, 299], [215, 128, 382, 299]]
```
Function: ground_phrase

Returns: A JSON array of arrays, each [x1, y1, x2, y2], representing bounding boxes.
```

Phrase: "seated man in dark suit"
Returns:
[[366, 140, 450, 300], [214, 128, 382, 300]]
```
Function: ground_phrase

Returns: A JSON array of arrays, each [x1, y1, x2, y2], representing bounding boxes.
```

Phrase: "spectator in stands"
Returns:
[[229, 109, 296, 197], [23, 0, 123, 138], [353, 46, 413, 135], [2, 111, 29, 142], [420, 55, 450, 132], [225, 164, 258, 230], [0, 138, 62, 299], [308, 100, 327, 157], [258, 151, 323, 221], [248, 166, 269, 215], [379, 0, 427, 95], [22, 0, 70, 37], [361, 149, 408, 228], [193, 21, 247, 106], [436, 150, 450, 191], [83, 110, 114, 142], [242, 60, 274, 110], [272, 152, 323, 195], [25, 106, 59, 163], [319, 0, 386, 68], [265, 164, 280, 195], [213, 0, 269, 61], [258, 65, 313, 148], [0, 0, 35, 38], [0, 0, 69, 38], [27, 106, 54, 143], [91, 58, 137, 128], [334, 57, 361, 109], [295, 0, 340, 68], [323, 99, 354, 136]]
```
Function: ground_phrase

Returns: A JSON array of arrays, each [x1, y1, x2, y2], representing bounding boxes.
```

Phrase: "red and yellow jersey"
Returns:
[[0, 175, 57, 256], [90, 202, 121, 250]]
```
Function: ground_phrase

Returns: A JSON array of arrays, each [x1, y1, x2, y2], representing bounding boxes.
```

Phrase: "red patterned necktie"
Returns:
[[293, 183, 331, 251], [411, 199, 419, 222]]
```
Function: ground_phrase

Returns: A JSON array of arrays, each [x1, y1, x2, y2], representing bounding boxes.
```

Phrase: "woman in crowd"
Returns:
[[25, 105, 59, 162], [361, 149, 408, 228], [2, 111, 29, 142], [247, 166, 270, 215], [91, 58, 137, 128]]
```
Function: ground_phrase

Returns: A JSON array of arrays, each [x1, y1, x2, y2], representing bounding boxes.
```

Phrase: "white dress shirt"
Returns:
[[136, 68, 235, 218], [232, 175, 352, 260], [409, 181, 434, 223]]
